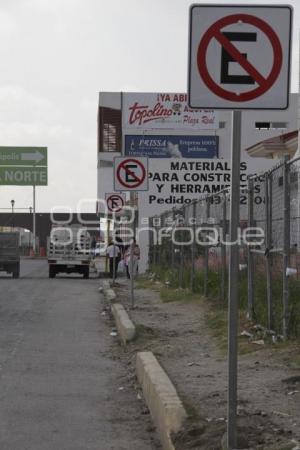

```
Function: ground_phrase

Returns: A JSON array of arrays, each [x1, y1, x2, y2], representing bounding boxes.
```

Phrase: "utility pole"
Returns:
[[11, 199, 15, 230], [33, 186, 36, 255]]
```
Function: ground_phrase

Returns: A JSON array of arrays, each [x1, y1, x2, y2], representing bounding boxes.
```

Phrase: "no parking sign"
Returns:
[[188, 5, 293, 448], [188, 5, 292, 109], [105, 193, 126, 213], [114, 157, 149, 191]]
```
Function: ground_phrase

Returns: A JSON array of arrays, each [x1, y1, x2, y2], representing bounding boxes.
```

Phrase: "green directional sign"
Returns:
[[0, 146, 47, 166], [0, 166, 47, 186], [0, 146, 48, 186]]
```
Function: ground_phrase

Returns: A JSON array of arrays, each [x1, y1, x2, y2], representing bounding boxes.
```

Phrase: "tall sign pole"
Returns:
[[112, 240, 116, 285], [227, 110, 241, 448], [114, 156, 149, 306], [130, 239, 135, 308], [188, 5, 292, 449], [33, 185, 36, 255], [0, 146, 48, 256]]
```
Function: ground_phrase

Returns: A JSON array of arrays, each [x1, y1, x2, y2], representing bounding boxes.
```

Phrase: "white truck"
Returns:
[[0, 232, 20, 278], [47, 225, 92, 279]]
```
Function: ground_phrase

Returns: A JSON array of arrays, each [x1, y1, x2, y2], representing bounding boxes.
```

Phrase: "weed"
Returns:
[[149, 263, 300, 340], [160, 288, 196, 303]]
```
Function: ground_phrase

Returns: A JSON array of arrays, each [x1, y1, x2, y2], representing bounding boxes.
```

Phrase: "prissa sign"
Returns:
[[122, 93, 219, 130], [125, 135, 219, 158]]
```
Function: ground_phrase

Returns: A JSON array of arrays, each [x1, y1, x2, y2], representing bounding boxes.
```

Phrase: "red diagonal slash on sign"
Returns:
[[107, 194, 124, 212], [117, 158, 146, 189], [198, 14, 283, 102], [214, 29, 267, 86]]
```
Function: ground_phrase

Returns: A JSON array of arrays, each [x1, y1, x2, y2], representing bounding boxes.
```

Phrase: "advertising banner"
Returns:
[[125, 135, 218, 158], [122, 93, 219, 130], [138, 158, 269, 217]]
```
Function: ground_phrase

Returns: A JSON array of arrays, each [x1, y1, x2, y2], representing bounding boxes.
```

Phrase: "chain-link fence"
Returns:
[[148, 156, 300, 338]]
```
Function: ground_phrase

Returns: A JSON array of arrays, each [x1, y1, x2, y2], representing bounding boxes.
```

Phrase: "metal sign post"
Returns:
[[130, 240, 135, 308], [188, 5, 292, 448], [105, 220, 111, 274], [227, 110, 242, 449], [33, 185, 36, 255], [112, 241, 116, 285]]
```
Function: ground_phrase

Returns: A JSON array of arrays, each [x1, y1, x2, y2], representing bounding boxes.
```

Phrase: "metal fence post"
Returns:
[[179, 208, 184, 289], [282, 155, 291, 338], [158, 215, 162, 266], [247, 176, 254, 320], [221, 191, 227, 303], [265, 171, 273, 330], [153, 217, 157, 267], [149, 217, 154, 266], [190, 201, 197, 292], [204, 197, 210, 297], [161, 213, 165, 266], [171, 209, 175, 268]]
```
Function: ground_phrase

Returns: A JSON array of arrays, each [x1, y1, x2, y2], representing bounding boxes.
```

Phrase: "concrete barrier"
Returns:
[[136, 352, 187, 450], [111, 303, 136, 344], [105, 288, 116, 301], [102, 280, 111, 290]]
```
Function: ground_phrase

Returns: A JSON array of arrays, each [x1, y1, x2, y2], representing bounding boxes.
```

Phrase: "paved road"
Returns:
[[0, 260, 157, 450]]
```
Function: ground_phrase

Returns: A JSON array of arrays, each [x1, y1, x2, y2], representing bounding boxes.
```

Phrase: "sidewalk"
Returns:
[[113, 276, 300, 450], [93, 256, 106, 275]]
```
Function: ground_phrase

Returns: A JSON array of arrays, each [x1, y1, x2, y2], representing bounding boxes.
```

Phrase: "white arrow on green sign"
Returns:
[[0, 147, 47, 166], [0, 146, 48, 186]]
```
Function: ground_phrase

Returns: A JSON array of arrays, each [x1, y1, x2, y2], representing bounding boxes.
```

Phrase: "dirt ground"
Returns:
[[105, 275, 300, 450]]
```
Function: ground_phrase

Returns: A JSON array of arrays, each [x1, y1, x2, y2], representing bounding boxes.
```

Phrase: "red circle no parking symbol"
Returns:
[[116, 158, 146, 189], [197, 14, 283, 102], [106, 194, 124, 213]]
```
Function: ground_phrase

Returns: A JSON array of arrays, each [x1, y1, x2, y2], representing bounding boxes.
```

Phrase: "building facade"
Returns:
[[97, 92, 299, 272]]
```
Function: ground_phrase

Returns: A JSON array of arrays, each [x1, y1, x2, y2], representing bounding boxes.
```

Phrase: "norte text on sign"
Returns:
[[0, 146, 48, 186], [0, 167, 48, 186]]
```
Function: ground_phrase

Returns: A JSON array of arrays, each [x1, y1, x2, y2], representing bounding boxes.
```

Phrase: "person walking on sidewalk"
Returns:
[[124, 239, 140, 279], [106, 240, 121, 278]]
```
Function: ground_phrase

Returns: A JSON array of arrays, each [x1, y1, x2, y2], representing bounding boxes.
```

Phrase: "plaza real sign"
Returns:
[[0, 147, 48, 185]]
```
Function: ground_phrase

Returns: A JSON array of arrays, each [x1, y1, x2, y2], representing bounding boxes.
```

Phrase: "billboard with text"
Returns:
[[122, 93, 219, 130], [125, 135, 218, 158]]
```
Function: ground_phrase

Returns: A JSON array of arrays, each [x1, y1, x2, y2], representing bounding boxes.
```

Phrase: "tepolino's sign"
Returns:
[[122, 93, 219, 130]]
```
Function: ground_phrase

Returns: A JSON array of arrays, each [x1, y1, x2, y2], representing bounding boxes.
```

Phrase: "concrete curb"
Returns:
[[136, 352, 187, 450], [111, 303, 136, 344], [98, 280, 116, 301], [105, 288, 116, 301], [102, 280, 111, 290]]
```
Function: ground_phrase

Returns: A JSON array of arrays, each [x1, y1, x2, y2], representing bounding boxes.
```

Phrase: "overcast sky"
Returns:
[[0, 0, 299, 212]]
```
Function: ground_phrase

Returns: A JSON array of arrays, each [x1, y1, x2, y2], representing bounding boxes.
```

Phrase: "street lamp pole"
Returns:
[[33, 186, 36, 255], [11, 200, 15, 230], [29, 207, 33, 253]]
